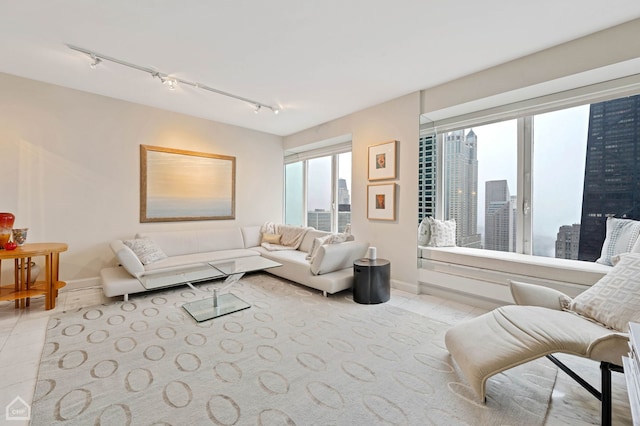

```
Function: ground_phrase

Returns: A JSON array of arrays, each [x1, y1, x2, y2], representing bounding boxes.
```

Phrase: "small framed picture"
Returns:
[[368, 140, 397, 181], [367, 183, 396, 221]]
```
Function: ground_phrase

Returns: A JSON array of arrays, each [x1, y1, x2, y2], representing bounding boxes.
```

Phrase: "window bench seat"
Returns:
[[418, 246, 612, 309]]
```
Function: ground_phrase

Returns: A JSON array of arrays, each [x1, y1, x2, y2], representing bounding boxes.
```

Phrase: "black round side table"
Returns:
[[353, 258, 390, 304]]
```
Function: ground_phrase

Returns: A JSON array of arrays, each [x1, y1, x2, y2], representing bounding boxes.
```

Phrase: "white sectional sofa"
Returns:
[[101, 225, 369, 300]]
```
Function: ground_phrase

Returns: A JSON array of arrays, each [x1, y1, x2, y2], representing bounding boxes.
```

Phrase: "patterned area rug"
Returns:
[[32, 274, 557, 425]]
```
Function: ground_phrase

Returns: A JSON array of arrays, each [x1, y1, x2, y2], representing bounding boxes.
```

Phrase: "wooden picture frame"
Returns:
[[140, 145, 235, 222], [368, 140, 397, 181], [367, 183, 396, 221]]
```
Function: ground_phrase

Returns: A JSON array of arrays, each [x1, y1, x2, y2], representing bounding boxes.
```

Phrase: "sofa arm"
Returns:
[[509, 280, 572, 310], [310, 241, 369, 276], [110, 240, 144, 278]]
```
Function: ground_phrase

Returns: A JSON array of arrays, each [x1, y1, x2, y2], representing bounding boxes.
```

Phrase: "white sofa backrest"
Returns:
[[241, 226, 262, 248], [136, 228, 245, 257]]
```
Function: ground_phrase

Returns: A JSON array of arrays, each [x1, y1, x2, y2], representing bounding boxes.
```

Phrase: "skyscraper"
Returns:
[[485, 180, 514, 252], [578, 94, 640, 261], [556, 224, 581, 259], [443, 130, 481, 248], [337, 178, 350, 206], [418, 134, 436, 223]]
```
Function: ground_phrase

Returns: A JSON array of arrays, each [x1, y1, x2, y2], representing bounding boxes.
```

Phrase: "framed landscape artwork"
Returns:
[[140, 145, 236, 222], [368, 140, 397, 181], [367, 183, 396, 221]]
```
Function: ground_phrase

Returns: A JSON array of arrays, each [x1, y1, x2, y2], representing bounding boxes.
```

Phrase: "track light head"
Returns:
[[273, 108, 280, 115], [164, 78, 177, 90], [155, 74, 177, 90], [89, 54, 102, 69]]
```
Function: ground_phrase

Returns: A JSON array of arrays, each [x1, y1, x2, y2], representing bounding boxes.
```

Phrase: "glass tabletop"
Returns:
[[182, 293, 251, 322], [140, 263, 226, 290], [209, 256, 281, 276]]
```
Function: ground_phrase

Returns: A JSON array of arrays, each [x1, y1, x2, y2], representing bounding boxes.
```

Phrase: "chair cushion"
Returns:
[[569, 252, 640, 332], [445, 305, 628, 400]]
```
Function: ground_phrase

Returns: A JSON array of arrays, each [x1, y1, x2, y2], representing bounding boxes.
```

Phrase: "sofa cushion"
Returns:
[[123, 238, 167, 265], [110, 240, 145, 277], [596, 217, 640, 266], [241, 226, 262, 248], [137, 228, 245, 257], [310, 241, 369, 276], [299, 230, 332, 253], [569, 252, 640, 332], [306, 235, 332, 261]]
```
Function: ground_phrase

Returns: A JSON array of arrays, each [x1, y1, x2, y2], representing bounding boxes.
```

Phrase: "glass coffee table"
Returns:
[[181, 256, 281, 322]]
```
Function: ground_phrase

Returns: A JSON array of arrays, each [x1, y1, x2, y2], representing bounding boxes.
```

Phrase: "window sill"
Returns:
[[418, 246, 610, 285], [417, 246, 611, 306]]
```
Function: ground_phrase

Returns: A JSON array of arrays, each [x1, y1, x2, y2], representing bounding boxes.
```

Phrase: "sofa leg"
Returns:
[[323, 291, 327, 297], [124, 294, 129, 302]]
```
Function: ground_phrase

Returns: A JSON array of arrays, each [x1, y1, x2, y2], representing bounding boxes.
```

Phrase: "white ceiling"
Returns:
[[2, 1, 640, 136]]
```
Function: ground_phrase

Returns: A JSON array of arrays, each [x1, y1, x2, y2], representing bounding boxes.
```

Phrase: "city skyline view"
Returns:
[[468, 105, 590, 256]]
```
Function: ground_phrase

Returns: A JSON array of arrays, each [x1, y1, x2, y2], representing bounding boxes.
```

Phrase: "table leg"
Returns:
[[51, 252, 60, 306], [25, 257, 31, 307], [45, 253, 52, 310], [14, 259, 20, 309]]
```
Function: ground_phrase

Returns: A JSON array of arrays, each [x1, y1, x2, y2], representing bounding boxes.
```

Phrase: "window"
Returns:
[[532, 105, 589, 259], [284, 162, 304, 226], [284, 146, 352, 233], [421, 91, 640, 261]]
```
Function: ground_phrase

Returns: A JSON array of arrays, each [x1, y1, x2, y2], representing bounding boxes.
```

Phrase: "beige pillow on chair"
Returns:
[[569, 252, 640, 332]]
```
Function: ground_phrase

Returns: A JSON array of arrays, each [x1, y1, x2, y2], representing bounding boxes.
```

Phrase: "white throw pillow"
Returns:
[[305, 233, 348, 262], [569, 252, 640, 332], [596, 217, 640, 266], [123, 238, 167, 265], [418, 217, 433, 246], [429, 218, 456, 247], [305, 235, 331, 261]]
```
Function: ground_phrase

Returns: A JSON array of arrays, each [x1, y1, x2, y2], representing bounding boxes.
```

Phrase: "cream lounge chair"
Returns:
[[445, 252, 640, 426]]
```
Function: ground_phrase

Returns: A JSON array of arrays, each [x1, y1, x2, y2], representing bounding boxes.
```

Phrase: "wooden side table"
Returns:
[[0, 243, 67, 310], [353, 258, 390, 304]]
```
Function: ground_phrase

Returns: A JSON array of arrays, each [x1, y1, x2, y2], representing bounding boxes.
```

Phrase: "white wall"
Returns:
[[284, 93, 421, 290], [0, 73, 284, 284], [421, 18, 640, 118]]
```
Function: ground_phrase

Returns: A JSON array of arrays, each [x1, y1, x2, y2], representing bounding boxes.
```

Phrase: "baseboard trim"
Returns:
[[419, 282, 504, 310], [391, 279, 418, 295], [62, 276, 102, 291]]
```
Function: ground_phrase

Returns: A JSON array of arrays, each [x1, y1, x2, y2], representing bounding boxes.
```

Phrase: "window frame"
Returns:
[[284, 143, 352, 232], [422, 73, 640, 257]]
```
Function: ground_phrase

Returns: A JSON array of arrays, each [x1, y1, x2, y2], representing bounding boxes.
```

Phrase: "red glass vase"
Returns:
[[0, 212, 15, 249]]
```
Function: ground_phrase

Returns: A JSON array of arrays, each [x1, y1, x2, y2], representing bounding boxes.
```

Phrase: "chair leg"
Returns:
[[600, 361, 624, 426], [546, 356, 623, 426], [601, 361, 612, 426]]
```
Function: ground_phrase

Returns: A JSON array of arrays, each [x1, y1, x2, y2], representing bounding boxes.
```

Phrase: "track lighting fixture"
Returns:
[[89, 54, 101, 69], [68, 44, 280, 114]]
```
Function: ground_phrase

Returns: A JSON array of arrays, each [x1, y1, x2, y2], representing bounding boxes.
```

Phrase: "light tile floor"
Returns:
[[0, 280, 632, 425]]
